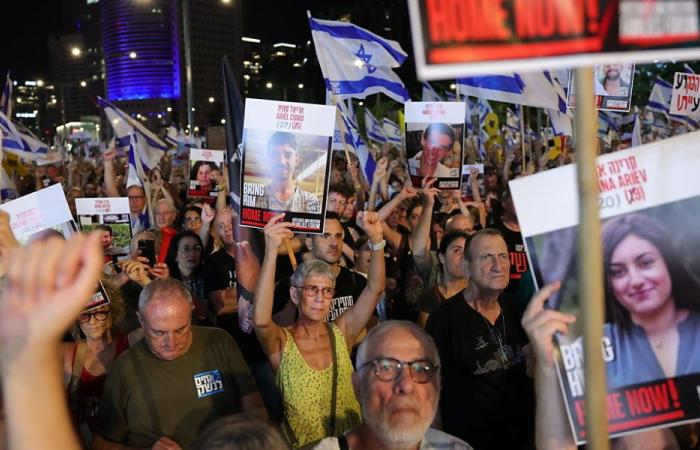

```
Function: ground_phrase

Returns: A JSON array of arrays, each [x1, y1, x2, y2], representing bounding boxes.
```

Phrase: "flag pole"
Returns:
[[519, 105, 526, 176], [574, 66, 609, 450]]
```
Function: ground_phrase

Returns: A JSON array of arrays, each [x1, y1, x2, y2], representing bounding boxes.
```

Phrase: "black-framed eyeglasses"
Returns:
[[79, 310, 111, 323], [294, 285, 335, 298], [179, 245, 203, 253], [360, 357, 439, 383]]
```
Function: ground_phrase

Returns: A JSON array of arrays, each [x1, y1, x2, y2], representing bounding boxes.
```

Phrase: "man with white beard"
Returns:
[[307, 321, 471, 450]]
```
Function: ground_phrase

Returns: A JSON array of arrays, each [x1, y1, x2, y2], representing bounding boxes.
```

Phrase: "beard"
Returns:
[[362, 396, 437, 448]]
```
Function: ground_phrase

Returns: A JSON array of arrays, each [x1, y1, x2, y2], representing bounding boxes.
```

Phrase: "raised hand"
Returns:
[[373, 157, 388, 180], [356, 210, 383, 241], [0, 233, 103, 369], [521, 282, 575, 367], [262, 214, 295, 255], [420, 177, 440, 204], [201, 203, 215, 224]]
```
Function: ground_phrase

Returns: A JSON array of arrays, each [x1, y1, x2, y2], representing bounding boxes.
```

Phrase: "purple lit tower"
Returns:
[[101, 0, 241, 129]]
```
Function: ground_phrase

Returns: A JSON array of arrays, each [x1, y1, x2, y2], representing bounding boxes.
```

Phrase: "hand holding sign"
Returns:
[[263, 214, 295, 256]]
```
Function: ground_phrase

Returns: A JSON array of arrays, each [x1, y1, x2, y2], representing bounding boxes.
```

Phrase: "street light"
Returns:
[[71, 47, 81, 57], [129, 51, 138, 59], [298, 83, 304, 89], [80, 81, 87, 87], [167, 107, 172, 112], [36, 80, 44, 87], [208, 96, 215, 103], [266, 82, 273, 89]]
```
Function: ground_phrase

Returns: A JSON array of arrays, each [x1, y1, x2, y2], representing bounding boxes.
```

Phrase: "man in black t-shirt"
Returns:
[[425, 228, 534, 450], [203, 208, 284, 421], [273, 213, 367, 325]]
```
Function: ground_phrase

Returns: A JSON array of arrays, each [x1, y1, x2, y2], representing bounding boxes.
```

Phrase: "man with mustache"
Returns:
[[256, 131, 321, 214], [307, 321, 472, 449], [601, 63, 630, 97]]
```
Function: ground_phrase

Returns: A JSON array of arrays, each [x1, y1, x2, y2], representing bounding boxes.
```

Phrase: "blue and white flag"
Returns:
[[457, 71, 568, 114], [0, 110, 48, 160], [0, 73, 11, 117], [648, 74, 698, 129], [547, 109, 573, 136], [165, 125, 197, 148], [308, 15, 410, 103], [421, 81, 443, 102], [336, 99, 377, 184], [382, 118, 402, 145], [98, 97, 167, 188], [364, 108, 388, 143]]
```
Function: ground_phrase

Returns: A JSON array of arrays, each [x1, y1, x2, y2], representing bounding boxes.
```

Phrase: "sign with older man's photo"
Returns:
[[567, 63, 636, 112], [239, 98, 336, 233], [405, 102, 465, 190], [510, 130, 700, 443]]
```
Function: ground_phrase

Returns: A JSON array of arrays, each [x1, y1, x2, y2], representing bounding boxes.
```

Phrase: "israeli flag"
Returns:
[[648, 75, 698, 129], [458, 71, 568, 114], [547, 109, 573, 136], [382, 118, 402, 145], [421, 81, 443, 102], [98, 97, 167, 188], [364, 108, 388, 143], [0, 73, 11, 117], [309, 15, 410, 103], [0, 110, 49, 160], [336, 100, 377, 184]]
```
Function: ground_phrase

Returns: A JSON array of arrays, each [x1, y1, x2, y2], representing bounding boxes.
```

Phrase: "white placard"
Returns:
[[669, 72, 700, 116]]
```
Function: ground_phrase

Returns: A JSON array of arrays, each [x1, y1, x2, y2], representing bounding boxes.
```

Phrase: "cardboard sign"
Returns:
[[240, 99, 335, 233], [670, 72, 700, 116], [408, 0, 700, 79], [405, 102, 466, 190], [568, 64, 636, 112], [510, 130, 700, 443], [76, 197, 132, 257], [0, 185, 110, 310], [188, 148, 226, 199]]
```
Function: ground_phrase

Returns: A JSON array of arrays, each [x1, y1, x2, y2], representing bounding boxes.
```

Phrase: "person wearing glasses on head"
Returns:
[[425, 228, 535, 450], [166, 231, 210, 325], [61, 285, 132, 448], [307, 321, 472, 450], [254, 211, 385, 448]]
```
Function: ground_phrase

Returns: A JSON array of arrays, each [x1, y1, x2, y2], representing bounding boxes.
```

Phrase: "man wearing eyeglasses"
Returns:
[[308, 321, 472, 449], [94, 278, 266, 450], [425, 229, 534, 450]]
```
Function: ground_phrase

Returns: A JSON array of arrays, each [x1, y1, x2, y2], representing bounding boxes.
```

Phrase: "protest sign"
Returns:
[[240, 98, 335, 233], [408, 0, 700, 79], [510, 130, 700, 443], [460, 163, 484, 201], [568, 64, 636, 112], [76, 197, 132, 258], [188, 148, 225, 199], [405, 102, 465, 190], [670, 72, 700, 116], [0, 184, 109, 310]]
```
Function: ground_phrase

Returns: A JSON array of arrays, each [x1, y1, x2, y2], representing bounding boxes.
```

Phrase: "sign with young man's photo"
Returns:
[[239, 98, 335, 233], [76, 197, 133, 260], [405, 101, 465, 190]]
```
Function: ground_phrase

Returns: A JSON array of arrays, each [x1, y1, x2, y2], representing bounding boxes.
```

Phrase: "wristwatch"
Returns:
[[368, 239, 386, 251]]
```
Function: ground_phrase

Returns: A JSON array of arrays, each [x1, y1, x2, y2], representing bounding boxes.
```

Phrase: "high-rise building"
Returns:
[[48, 0, 104, 124], [100, 0, 242, 130]]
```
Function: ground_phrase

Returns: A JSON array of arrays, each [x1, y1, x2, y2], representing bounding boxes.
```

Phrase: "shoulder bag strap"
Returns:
[[327, 322, 339, 436], [68, 340, 87, 396]]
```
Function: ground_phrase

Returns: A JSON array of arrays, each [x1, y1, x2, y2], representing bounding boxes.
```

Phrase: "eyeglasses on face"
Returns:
[[360, 357, 439, 383], [294, 285, 335, 298], [79, 310, 111, 323]]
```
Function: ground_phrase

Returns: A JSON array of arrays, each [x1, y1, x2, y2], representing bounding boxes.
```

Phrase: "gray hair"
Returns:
[[289, 259, 336, 288], [138, 278, 193, 313], [191, 413, 288, 450], [356, 320, 441, 370]]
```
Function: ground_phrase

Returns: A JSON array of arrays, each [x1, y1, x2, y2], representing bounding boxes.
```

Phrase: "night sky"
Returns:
[[0, 0, 370, 82]]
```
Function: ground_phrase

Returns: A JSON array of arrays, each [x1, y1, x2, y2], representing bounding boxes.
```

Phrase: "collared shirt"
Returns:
[[307, 428, 473, 449]]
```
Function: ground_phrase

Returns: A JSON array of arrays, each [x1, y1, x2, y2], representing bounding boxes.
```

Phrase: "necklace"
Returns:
[[480, 310, 509, 368]]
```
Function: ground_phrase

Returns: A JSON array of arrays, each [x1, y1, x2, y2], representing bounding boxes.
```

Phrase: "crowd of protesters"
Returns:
[[0, 129, 698, 450]]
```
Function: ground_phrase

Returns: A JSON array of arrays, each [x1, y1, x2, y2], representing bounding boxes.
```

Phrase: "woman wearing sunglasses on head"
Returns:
[[61, 285, 133, 448]]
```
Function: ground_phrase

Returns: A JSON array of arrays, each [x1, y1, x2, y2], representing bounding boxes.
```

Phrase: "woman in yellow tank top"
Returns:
[[254, 212, 386, 448]]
